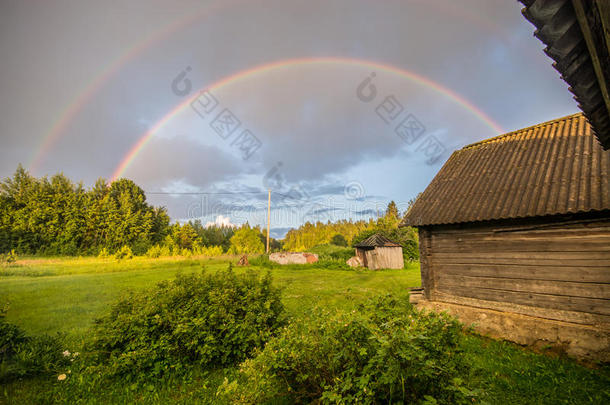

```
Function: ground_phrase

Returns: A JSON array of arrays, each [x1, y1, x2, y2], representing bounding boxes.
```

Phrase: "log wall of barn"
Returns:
[[419, 214, 610, 325]]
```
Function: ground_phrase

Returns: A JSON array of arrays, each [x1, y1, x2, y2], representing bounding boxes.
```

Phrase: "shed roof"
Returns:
[[354, 234, 401, 248], [519, 0, 610, 150], [401, 113, 610, 227]]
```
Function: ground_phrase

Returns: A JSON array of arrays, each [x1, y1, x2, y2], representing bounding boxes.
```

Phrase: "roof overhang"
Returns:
[[520, 0, 610, 150]]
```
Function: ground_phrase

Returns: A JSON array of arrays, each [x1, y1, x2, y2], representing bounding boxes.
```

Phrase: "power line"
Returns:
[[145, 190, 380, 214], [144, 191, 264, 195]]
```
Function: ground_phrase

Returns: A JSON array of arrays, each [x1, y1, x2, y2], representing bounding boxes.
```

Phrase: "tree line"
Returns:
[[0, 166, 417, 259], [282, 200, 419, 261], [0, 166, 271, 256]]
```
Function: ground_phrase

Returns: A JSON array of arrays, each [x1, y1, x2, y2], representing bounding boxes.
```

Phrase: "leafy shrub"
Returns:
[[0, 249, 17, 265], [194, 245, 224, 257], [160, 245, 171, 257], [132, 239, 152, 256], [330, 234, 348, 247], [85, 269, 285, 381], [219, 295, 473, 404], [113, 245, 133, 261], [97, 248, 110, 259], [145, 244, 162, 258], [310, 244, 354, 262], [0, 307, 69, 382]]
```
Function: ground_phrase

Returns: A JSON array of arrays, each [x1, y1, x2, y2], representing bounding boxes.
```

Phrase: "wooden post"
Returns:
[[266, 189, 271, 253]]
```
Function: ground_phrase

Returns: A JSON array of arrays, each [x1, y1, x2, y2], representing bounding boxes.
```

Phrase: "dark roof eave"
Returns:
[[519, 0, 610, 150]]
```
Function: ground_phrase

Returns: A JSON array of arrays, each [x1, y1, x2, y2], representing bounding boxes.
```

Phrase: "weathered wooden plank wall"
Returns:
[[419, 215, 610, 324], [361, 247, 403, 270]]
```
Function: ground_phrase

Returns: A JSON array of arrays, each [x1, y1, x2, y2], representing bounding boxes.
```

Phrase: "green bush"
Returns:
[[0, 307, 69, 382], [97, 247, 110, 259], [132, 239, 152, 256], [219, 295, 473, 404], [330, 234, 348, 247], [113, 245, 133, 260], [194, 245, 224, 257], [0, 249, 17, 265], [85, 269, 285, 381], [310, 244, 354, 262], [160, 245, 171, 257], [145, 244, 162, 258]]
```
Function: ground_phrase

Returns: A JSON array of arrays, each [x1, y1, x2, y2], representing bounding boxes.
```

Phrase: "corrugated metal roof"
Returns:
[[519, 0, 610, 150], [401, 113, 610, 227], [354, 234, 402, 248]]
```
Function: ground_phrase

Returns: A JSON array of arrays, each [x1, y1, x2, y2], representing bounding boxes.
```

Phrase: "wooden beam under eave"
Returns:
[[572, 0, 610, 130]]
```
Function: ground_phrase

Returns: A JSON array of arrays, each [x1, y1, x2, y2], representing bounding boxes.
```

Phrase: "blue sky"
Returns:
[[0, 0, 580, 236]]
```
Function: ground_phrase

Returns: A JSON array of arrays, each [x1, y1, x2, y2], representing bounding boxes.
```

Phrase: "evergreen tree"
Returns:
[[386, 200, 400, 219]]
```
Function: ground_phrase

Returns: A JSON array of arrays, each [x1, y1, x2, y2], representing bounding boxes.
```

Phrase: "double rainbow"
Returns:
[[110, 56, 504, 182]]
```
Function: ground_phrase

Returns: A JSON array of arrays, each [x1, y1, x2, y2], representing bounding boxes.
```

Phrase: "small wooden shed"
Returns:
[[354, 234, 403, 270], [401, 113, 610, 361]]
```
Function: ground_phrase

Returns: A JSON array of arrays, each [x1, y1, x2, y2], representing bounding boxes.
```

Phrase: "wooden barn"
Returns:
[[353, 234, 403, 270], [402, 113, 610, 361]]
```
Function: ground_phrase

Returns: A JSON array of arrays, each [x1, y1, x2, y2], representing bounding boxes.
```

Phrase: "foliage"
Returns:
[[84, 269, 285, 381], [0, 165, 170, 255], [0, 249, 17, 265], [386, 200, 400, 219], [97, 248, 110, 259], [0, 306, 69, 382], [194, 245, 224, 257], [145, 244, 162, 258], [219, 294, 473, 404], [309, 244, 353, 262], [113, 245, 133, 261], [190, 220, 235, 252], [229, 224, 265, 254], [3, 257, 609, 404], [166, 223, 202, 251], [283, 219, 373, 251], [330, 233, 348, 246]]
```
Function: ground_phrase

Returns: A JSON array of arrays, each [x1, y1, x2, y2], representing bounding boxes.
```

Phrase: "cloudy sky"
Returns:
[[0, 0, 579, 236]]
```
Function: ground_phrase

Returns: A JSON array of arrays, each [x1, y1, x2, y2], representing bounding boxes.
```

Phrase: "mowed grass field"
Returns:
[[1, 256, 609, 404], [0, 257, 421, 341]]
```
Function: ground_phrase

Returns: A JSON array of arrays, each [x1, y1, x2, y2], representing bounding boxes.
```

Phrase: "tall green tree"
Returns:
[[229, 224, 265, 254], [386, 200, 400, 220], [0, 167, 171, 255]]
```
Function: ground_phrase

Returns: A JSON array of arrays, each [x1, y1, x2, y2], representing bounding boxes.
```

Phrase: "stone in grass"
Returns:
[[269, 252, 318, 265]]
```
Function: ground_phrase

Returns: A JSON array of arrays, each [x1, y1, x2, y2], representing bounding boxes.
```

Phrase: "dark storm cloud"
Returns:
[[126, 136, 243, 191]]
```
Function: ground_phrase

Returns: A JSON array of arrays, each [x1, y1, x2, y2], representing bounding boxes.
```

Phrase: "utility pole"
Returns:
[[266, 188, 271, 253]]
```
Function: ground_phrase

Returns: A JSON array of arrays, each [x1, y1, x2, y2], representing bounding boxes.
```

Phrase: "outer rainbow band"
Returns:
[[110, 56, 504, 182]]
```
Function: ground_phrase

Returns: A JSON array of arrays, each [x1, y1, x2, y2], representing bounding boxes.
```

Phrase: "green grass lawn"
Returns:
[[0, 256, 420, 340], [1, 256, 608, 404]]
